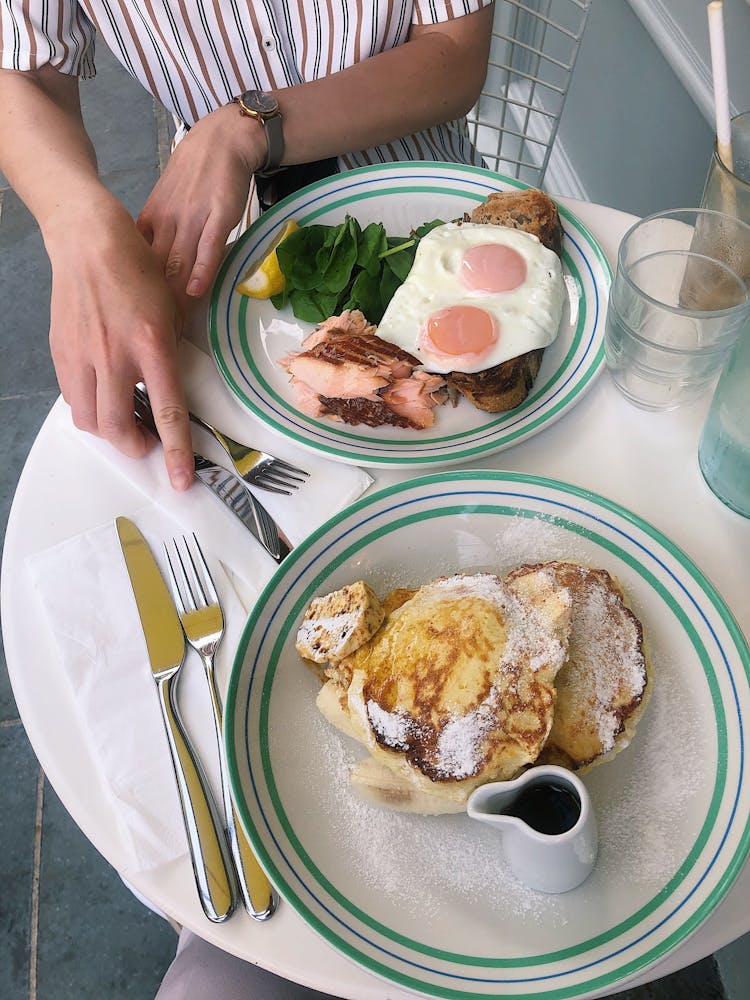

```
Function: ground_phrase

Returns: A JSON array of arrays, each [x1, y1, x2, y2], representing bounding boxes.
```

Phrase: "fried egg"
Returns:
[[376, 222, 566, 374]]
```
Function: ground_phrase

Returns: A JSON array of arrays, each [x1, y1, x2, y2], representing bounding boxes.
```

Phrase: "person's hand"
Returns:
[[137, 105, 265, 307], [46, 198, 195, 491]]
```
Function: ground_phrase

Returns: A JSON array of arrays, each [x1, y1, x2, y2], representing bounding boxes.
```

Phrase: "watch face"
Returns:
[[244, 90, 278, 115]]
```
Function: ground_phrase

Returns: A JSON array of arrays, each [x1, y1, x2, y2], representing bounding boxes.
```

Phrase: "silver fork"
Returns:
[[164, 534, 278, 921], [134, 383, 308, 494], [189, 410, 308, 495]]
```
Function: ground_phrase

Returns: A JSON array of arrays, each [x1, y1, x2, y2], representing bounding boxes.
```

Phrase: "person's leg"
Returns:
[[155, 928, 340, 1000]]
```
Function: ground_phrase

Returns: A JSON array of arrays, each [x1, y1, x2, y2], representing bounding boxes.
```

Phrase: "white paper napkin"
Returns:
[[25, 341, 374, 874], [27, 506, 247, 874], [70, 339, 374, 605]]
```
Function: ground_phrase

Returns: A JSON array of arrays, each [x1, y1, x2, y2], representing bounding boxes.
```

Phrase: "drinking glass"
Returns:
[[604, 209, 750, 411], [698, 321, 750, 518], [701, 111, 750, 239]]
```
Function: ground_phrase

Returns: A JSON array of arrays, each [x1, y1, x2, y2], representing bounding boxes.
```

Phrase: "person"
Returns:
[[154, 927, 337, 999], [2, 4, 494, 995], [0, 0, 495, 493]]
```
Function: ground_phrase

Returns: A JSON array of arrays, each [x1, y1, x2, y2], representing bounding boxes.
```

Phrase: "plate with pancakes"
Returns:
[[225, 470, 750, 1000], [209, 162, 611, 467]]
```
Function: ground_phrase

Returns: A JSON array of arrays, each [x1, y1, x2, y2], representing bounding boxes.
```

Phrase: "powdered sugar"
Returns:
[[297, 612, 359, 649], [363, 571, 570, 781], [366, 699, 410, 749], [436, 705, 495, 780]]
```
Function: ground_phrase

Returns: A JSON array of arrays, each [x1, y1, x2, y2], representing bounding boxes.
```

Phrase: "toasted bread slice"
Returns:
[[468, 188, 564, 257], [446, 189, 564, 412], [446, 348, 544, 413]]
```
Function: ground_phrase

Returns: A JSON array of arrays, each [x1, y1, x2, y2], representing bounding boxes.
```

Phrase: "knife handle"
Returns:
[[204, 677, 277, 920], [228, 798, 277, 919], [157, 676, 236, 922]]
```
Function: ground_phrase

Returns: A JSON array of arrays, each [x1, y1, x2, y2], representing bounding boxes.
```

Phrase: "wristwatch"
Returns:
[[234, 89, 284, 174]]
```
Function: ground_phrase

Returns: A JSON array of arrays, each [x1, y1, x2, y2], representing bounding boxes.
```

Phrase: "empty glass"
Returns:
[[604, 209, 750, 411]]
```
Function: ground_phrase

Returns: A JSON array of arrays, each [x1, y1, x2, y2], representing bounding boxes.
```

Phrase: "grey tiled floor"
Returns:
[[0, 46, 745, 1000]]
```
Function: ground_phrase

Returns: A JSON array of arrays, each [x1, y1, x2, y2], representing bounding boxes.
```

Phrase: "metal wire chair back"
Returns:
[[466, 0, 592, 188]]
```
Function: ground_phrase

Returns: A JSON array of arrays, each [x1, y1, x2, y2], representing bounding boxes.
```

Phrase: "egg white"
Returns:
[[376, 222, 566, 374]]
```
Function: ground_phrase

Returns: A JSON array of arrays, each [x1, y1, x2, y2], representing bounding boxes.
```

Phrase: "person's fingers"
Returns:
[[145, 214, 178, 275], [96, 372, 150, 460], [151, 214, 209, 304], [141, 368, 194, 491], [61, 364, 99, 435], [136, 209, 155, 246], [187, 214, 231, 297]]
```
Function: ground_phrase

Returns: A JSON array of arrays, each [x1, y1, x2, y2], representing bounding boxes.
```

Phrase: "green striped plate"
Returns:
[[209, 163, 611, 467], [225, 470, 750, 999]]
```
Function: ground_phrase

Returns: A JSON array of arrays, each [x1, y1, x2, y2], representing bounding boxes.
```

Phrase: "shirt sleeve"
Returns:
[[412, 0, 494, 27], [0, 0, 96, 76]]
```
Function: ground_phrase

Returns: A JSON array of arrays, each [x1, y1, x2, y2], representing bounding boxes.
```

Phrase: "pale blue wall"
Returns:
[[554, 0, 715, 217]]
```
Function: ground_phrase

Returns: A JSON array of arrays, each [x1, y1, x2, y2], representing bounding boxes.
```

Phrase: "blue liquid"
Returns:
[[699, 330, 750, 518], [699, 402, 750, 517]]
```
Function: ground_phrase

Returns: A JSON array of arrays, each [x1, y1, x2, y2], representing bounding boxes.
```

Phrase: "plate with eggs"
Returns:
[[209, 162, 612, 467]]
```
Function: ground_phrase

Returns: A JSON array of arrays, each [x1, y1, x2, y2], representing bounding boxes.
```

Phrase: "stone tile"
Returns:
[[78, 45, 161, 176], [612, 956, 725, 998], [36, 781, 176, 1000], [0, 190, 56, 396], [102, 163, 161, 223], [716, 932, 750, 1000], [0, 637, 19, 722], [0, 392, 57, 555], [0, 724, 41, 1000], [0, 391, 56, 721]]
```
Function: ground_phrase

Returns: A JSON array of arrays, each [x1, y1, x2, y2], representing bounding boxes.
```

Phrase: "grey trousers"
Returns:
[[155, 929, 339, 1000]]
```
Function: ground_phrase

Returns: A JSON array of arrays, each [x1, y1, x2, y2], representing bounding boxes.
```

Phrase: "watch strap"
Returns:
[[234, 91, 285, 173], [259, 112, 284, 174]]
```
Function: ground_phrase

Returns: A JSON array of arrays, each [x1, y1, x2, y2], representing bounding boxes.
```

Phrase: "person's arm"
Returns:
[[138, 4, 494, 299], [0, 66, 195, 490]]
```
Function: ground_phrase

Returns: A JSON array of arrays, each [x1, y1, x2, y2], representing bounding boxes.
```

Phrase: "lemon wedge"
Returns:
[[235, 219, 299, 298]]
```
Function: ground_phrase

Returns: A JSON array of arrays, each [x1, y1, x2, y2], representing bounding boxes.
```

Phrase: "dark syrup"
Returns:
[[502, 782, 581, 836]]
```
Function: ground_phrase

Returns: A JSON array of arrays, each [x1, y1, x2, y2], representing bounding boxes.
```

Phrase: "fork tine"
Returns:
[[190, 534, 220, 607], [256, 472, 298, 490], [268, 467, 307, 485], [251, 482, 292, 496], [269, 458, 309, 478], [163, 542, 187, 616], [174, 537, 208, 610]]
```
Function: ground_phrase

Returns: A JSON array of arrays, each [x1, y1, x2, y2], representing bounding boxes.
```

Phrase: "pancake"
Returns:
[[317, 570, 572, 812], [506, 561, 650, 771]]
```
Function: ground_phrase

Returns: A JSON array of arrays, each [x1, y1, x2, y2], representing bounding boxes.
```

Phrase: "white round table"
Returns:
[[3, 198, 749, 998]]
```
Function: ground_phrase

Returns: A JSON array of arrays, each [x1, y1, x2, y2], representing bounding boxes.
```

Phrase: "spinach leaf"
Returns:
[[277, 225, 328, 291], [319, 217, 360, 293], [357, 222, 388, 275], [274, 214, 445, 325], [345, 269, 382, 324]]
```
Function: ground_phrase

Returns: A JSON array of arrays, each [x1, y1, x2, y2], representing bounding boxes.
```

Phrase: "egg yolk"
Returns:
[[460, 243, 527, 293], [421, 305, 498, 360]]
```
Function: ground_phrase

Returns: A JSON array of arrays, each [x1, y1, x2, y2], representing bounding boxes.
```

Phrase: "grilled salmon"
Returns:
[[281, 309, 446, 429]]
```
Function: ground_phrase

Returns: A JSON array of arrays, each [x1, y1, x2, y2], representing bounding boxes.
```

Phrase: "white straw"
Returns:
[[707, 1, 733, 171]]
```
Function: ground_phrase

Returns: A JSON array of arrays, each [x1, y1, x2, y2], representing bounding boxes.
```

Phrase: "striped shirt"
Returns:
[[1, 0, 493, 169]]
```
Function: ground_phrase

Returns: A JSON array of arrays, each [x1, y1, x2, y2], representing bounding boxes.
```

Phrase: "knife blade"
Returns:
[[133, 388, 291, 563], [193, 456, 292, 563], [115, 516, 237, 923]]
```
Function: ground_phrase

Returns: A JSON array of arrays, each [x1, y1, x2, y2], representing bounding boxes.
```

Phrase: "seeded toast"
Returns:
[[468, 188, 564, 257], [445, 189, 564, 413]]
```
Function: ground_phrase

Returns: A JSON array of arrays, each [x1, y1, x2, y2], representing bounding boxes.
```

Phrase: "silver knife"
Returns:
[[115, 516, 237, 922], [193, 455, 291, 562], [133, 386, 291, 563]]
